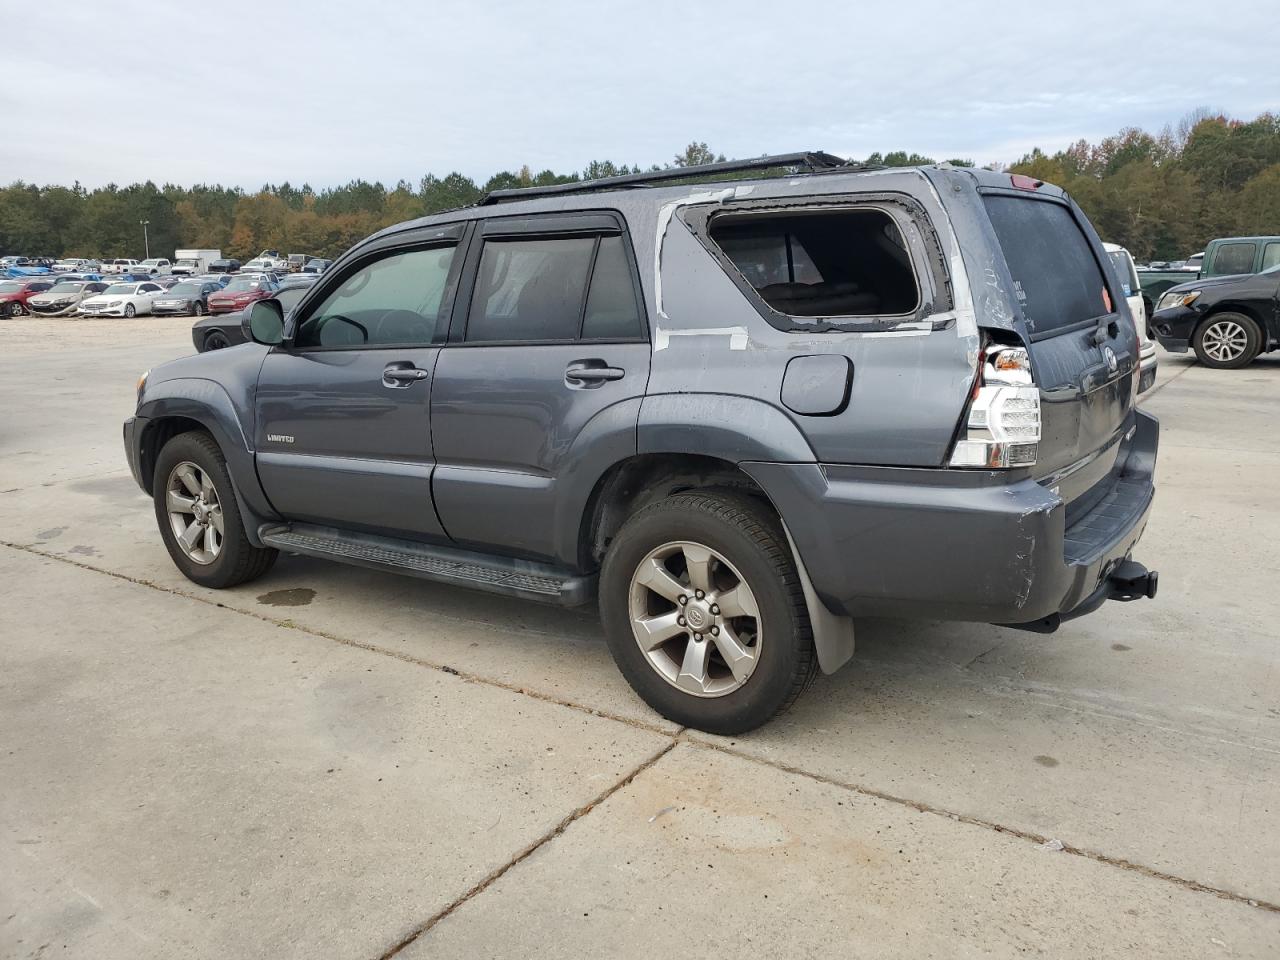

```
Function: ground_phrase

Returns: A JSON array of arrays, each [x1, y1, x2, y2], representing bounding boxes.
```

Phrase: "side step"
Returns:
[[259, 523, 596, 607]]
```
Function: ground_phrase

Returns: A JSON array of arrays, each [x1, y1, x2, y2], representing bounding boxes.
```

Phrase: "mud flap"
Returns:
[[782, 522, 855, 674]]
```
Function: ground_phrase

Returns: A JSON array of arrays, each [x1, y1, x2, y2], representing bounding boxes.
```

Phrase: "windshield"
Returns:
[[104, 284, 137, 295], [224, 278, 262, 293], [0, 281, 24, 294], [169, 282, 201, 295], [48, 283, 85, 295]]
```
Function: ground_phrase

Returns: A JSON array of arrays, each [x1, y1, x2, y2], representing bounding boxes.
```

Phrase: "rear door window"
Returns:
[[1260, 242, 1280, 272], [1211, 242, 1256, 276], [467, 237, 595, 342], [983, 196, 1109, 336]]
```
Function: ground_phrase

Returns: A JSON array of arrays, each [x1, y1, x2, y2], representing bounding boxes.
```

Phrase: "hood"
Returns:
[[1162, 272, 1252, 296], [30, 290, 87, 303]]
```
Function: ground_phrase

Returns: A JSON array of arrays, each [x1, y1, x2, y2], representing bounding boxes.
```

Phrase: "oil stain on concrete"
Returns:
[[1033, 755, 1060, 768], [257, 588, 316, 607]]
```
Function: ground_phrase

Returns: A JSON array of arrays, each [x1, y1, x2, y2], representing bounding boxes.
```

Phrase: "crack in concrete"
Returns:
[[372, 740, 679, 960], [4, 537, 1278, 928]]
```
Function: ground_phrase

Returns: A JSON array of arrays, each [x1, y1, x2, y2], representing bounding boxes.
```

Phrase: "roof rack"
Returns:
[[479, 151, 849, 205]]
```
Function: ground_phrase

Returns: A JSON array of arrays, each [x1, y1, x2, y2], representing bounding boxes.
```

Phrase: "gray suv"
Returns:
[[124, 154, 1159, 733]]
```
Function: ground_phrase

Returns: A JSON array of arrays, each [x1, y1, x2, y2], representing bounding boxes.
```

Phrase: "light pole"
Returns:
[[139, 220, 151, 260]]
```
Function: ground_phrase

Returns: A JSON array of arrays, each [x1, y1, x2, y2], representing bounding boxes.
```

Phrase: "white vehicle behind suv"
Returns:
[[104, 259, 140, 275], [138, 258, 172, 276], [1104, 242, 1158, 394]]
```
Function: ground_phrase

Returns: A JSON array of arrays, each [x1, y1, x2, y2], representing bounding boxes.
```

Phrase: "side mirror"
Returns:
[[246, 298, 285, 346]]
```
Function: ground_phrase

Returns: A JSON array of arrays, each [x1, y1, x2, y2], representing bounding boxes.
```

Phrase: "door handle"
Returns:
[[565, 361, 625, 385], [382, 364, 429, 388]]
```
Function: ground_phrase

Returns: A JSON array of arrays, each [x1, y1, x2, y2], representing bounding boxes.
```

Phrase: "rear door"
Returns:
[[430, 212, 651, 562], [982, 193, 1137, 501], [254, 226, 466, 540]]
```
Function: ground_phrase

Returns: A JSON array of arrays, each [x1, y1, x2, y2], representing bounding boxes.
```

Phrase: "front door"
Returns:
[[255, 230, 466, 540], [430, 215, 651, 563]]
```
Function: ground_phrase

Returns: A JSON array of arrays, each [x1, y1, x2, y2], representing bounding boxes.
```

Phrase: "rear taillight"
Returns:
[[949, 345, 1041, 469]]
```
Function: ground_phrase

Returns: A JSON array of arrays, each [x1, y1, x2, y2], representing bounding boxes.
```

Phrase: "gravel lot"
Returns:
[[2, 316, 1278, 958]]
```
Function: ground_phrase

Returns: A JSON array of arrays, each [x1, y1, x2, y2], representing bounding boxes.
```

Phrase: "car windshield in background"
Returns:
[[224, 279, 261, 293], [169, 283, 201, 295], [105, 284, 137, 295], [983, 196, 1109, 335], [0, 281, 25, 294], [48, 283, 85, 295]]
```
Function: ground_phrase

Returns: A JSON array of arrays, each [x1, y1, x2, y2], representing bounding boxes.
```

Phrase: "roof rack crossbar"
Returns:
[[479, 151, 848, 205]]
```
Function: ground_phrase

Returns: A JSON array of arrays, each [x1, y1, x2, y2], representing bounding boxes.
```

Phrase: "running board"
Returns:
[[258, 523, 596, 606]]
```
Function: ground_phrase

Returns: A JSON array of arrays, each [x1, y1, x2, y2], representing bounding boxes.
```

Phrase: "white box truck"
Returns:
[[172, 249, 222, 276]]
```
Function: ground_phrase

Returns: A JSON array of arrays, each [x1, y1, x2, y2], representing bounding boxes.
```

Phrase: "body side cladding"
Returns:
[[637, 393, 816, 464]]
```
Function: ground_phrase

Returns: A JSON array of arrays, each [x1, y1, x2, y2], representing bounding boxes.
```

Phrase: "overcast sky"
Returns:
[[3, 0, 1276, 190]]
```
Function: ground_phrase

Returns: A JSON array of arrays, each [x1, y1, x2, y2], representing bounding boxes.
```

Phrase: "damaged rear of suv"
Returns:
[[125, 154, 1158, 734]]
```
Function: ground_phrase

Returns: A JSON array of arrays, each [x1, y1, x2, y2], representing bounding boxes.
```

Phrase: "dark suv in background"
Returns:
[[124, 154, 1159, 733]]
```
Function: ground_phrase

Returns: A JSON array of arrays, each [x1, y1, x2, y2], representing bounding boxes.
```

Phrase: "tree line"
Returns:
[[2, 115, 1276, 264]]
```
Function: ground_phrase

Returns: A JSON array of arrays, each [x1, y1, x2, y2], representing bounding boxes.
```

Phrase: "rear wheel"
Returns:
[[203, 330, 230, 351], [600, 492, 817, 734], [1193, 312, 1260, 369], [153, 431, 277, 588]]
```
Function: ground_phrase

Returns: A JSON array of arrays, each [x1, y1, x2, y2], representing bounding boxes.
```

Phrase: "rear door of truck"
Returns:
[[981, 189, 1140, 515]]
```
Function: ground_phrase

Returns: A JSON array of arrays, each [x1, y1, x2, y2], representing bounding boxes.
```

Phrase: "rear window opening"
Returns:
[[708, 208, 919, 317], [983, 195, 1111, 336]]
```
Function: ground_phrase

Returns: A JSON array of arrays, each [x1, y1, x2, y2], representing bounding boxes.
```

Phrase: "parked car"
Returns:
[[103, 258, 140, 275], [1103, 242, 1157, 392], [1151, 262, 1280, 368], [153, 280, 222, 317], [194, 273, 232, 287], [192, 283, 310, 351], [206, 274, 279, 314], [78, 281, 165, 317], [0, 278, 55, 316], [125, 158, 1158, 733], [241, 258, 280, 273], [208, 259, 241, 274], [276, 272, 318, 291], [302, 258, 331, 274], [0, 256, 31, 268], [154, 275, 184, 289], [138, 258, 172, 276], [27, 280, 108, 315], [1198, 236, 1280, 278]]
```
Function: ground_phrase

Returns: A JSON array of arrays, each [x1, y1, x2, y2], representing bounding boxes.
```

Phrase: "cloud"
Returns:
[[2, 0, 1276, 188]]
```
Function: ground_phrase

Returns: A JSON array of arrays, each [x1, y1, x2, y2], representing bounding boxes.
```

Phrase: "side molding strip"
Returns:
[[782, 521, 856, 674]]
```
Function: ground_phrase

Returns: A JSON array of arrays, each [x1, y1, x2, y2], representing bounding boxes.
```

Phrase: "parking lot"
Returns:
[[2, 317, 1278, 957]]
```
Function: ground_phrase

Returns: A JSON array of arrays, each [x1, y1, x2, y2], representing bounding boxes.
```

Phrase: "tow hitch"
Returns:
[[1002, 559, 1159, 634]]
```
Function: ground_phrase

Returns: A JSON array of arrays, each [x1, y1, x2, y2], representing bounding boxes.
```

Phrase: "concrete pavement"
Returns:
[[1, 318, 1277, 958]]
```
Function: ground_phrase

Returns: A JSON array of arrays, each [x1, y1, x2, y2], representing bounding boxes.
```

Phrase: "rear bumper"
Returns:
[[744, 409, 1159, 627]]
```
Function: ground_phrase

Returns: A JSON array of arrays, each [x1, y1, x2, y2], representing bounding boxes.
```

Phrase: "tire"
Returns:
[[7, 302, 24, 318], [124, 303, 136, 318], [152, 430, 277, 588], [599, 491, 818, 734], [203, 330, 231, 351], [1192, 311, 1261, 369], [192, 301, 205, 317]]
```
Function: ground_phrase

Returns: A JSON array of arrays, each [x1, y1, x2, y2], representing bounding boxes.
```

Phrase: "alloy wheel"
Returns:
[[165, 461, 223, 565], [1201, 319, 1248, 363], [627, 540, 762, 697]]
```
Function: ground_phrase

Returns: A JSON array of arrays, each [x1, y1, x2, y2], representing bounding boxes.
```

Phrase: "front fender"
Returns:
[[136, 378, 279, 537]]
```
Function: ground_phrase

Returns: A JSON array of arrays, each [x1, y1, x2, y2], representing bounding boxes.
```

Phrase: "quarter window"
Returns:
[[1261, 242, 1280, 272], [708, 208, 919, 317], [293, 245, 457, 348]]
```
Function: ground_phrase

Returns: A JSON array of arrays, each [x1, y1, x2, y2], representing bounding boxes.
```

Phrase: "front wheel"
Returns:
[[1193, 312, 1260, 369], [192, 301, 205, 317], [203, 330, 230, 351], [599, 492, 817, 734], [7, 302, 24, 317], [153, 431, 277, 588], [123, 303, 136, 318]]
